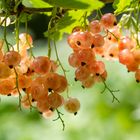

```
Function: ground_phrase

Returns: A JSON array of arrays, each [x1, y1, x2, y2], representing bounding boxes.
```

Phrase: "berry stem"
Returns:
[[47, 7, 58, 58], [47, 37, 51, 58], [53, 40, 69, 98], [105, 29, 119, 41], [15, 15, 20, 52], [101, 77, 120, 103], [3, 14, 10, 51], [25, 16, 35, 58], [53, 109, 65, 131], [14, 68, 22, 110]]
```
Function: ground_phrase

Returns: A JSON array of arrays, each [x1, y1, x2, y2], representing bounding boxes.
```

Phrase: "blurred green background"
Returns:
[[1, 2, 140, 140]]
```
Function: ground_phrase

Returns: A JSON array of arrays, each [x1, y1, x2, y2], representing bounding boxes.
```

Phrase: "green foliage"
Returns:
[[113, 0, 132, 14], [44, 10, 88, 40], [113, 0, 119, 9], [0, 0, 15, 12], [44, 0, 104, 40], [42, 0, 104, 10], [29, 0, 51, 8], [42, 0, 89, 9]]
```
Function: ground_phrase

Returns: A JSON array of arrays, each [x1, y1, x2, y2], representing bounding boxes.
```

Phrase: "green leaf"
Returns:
[[42, 0, 89, 9], [29, 0, 51, 8], [42, 0, 104, 10], [44, 12, 77, 40], [114, 0, 131, 14], [29, 0, 52, 15], [44, 0, 104, 40], [85, 0, 104, 11], [60, 10, 88, 34], [113, 0, 119, 9], [118, 14, 131, 28], [19, 13, 32, 23]]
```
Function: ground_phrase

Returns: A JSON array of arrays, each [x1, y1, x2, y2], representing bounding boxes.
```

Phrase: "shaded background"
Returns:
[[0, 2, 140, 140]]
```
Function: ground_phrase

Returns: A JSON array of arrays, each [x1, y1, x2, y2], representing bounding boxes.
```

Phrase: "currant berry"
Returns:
[[132, 49, 140, 64], [101, 13, 117, 29], [30, 77, 48, 101], [43, 72, 61, 91], [42, 110, 54, 119], [64, 98, 80, 114], [118, 36, 135, 51], [55, 75, 68, 93], [126, 62, 138, 72], [88, 20, 102, 34], [89, 61, 105, 75], [0, 62, 12, 78], [75, 66, 90, 81], [0, 78, 15, 95], [119, 49, 135, 65], [91, 34, 105, 47], [47, 92, 64, 110], [68, 52, 80, 68], [17, 74, 32, 89], [77, 49, 95, 65], [4, 51, 21, 67], [135, 69, 140, 83], [82, 76, 95, 88], [67, 31, 93, 50], [31, 56, 51, 74], [37, 100, 50, 113]]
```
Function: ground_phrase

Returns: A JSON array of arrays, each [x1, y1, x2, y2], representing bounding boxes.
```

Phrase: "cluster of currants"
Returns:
[[0, 33, 80, 119], [67, 13, 117, 88], [67, 12, 140, 87]]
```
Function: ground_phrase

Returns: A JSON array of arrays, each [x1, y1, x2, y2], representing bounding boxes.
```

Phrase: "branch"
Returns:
[[100, 0, 114, 3], [23, 6, 53, 14], [0, 5, 54, 16], [0, 0, 114, 17]]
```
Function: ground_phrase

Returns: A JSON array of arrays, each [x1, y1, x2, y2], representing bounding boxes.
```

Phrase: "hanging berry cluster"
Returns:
[[67, 12, 140, 100], [1, 4, 140, 130], [0, 31, 81, 130], [67, 13, 117, 90]]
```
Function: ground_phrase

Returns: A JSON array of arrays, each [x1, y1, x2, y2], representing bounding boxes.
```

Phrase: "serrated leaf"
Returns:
[[60, 10, 88, 34], [44, 12, 76, 40], [44, 0, 104, 40], [114, 0, 131, 14]]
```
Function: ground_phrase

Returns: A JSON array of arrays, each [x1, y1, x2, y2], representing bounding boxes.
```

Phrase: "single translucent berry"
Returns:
[[64, 98, 80, 114], [101, 13, 117, 29], [31, 56, 51, 74], [4, 51, 21, 67]]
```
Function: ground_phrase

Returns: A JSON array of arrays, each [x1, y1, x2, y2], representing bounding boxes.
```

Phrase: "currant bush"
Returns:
[[0, 0, 140, 130]]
